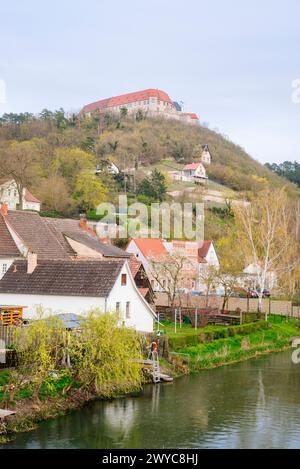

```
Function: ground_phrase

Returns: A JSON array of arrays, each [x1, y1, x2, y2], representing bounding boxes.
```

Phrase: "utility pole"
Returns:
[[123, 153, 127, 195]]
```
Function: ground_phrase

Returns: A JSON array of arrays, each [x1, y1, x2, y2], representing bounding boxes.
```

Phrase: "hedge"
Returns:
[[168, 321, 270, 351]]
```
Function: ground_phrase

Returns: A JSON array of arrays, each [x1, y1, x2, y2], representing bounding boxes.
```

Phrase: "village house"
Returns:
[[0, 205, 156, 332], [0, 257, 155, 332], [126, 238, 219, 293], [171, 145, 211, 184], [126, 238, 167, 292], [0, 178, 41, 212], [201, 145, 212, 165], [81, 88, 199, 126], [241, 263, 277, 290], [181, 162, 208, 184], [96, 161, 120, 176]]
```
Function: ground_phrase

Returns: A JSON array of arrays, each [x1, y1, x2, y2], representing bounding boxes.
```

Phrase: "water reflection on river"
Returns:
[[3, 351, 300, 449]]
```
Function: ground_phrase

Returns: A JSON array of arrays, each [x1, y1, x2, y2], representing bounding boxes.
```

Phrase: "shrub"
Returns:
[[69, 310, 143, 397]]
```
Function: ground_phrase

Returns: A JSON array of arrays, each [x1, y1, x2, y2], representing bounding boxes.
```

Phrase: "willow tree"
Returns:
[[234, 188, 299, 317], [69, 311, 142, 397]]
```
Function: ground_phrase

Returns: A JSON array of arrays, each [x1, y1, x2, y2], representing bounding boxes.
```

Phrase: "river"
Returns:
[[3, 351, 300, 449]]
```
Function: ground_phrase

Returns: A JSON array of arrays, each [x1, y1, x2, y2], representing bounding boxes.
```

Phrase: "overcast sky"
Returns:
[[0, 0, 299, 164]]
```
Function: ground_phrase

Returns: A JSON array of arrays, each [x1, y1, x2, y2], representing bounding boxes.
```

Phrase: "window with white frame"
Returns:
[[2, 263, 7, 274]]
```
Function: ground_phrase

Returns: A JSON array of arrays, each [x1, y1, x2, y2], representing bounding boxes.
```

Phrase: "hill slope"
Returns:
[[94, 117, 299, 196], [0, 111, 298, 201]]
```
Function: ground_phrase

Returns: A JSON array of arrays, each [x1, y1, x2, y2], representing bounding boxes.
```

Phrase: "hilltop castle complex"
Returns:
[[81, 88, 199, 125]]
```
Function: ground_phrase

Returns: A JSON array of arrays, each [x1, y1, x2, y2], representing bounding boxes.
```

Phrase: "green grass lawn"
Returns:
[[147, 159, 184, 173], [159, 318, 277, 339], [172, 316, 300, 370]]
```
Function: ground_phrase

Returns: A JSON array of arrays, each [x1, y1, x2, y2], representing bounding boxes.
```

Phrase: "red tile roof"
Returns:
[[181, 112, 199, 120], [183, 162, 201, 171], [198, 240, 213, 259], [82, 89, 174, 114], [0, 260, 125, 297], [138, 287, 150, 298], [24, 189, 40, 204], [5, 211, 70, 260], [0, 214, 20, 258], [131, 238, 167, 259], [128, 255, 142, 278]]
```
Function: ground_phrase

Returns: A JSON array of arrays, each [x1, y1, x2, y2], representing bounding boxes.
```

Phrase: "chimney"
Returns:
[[79, 213, 87, 230], [0, 202, 8, 217], [27, 252, 38, 274]]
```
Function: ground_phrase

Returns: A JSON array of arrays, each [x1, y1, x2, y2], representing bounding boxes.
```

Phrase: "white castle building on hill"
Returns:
[[81, 88, 199, 125]]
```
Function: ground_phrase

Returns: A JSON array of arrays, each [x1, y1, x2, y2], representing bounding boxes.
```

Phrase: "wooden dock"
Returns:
[[0, 409, 16, 419], [143, 358, 173, 383]]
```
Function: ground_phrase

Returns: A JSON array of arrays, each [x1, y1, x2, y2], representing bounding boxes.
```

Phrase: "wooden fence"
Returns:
[[0, 325, 16, 348], [0, 326, 18, 368]]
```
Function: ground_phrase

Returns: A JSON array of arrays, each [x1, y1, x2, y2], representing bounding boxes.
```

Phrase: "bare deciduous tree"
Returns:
[[216, 269, 240, 313], [198, 265, 219, 308], [149, 252, 188, 308], [235, 188, 300, 317], [0, 141, 40, 210]]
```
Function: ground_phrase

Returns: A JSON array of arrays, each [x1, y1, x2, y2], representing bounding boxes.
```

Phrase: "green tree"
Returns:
[[7, 313, 65, 402], [75, 171, 108, 211], [69, 311, 142, 397], [52, 147, 96, 187], [137, 169, 167, 202]]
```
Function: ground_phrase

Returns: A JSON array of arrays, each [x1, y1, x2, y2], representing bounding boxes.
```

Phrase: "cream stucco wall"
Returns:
[[65, 237, 103, 258]]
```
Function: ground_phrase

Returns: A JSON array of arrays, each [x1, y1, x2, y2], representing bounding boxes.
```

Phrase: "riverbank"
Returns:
[[0, 373, 145, 444], [167, 315, 300, 371], [1, 315, 299, 444], [0, 362, 178, 444], [4, 350, 300, 449]]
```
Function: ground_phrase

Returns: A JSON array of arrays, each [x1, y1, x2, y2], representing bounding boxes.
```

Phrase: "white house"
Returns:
[[201, 145, 212, 166], [242, 263, 277, 290], [0, 179, 41, 212], [126, 238, 167, 292], [182, 162, 208, 184], [0, 205, 156, 331], [172, 162, 208, 184], [96, 162, 120, 176], [0, 256, 156, 333]]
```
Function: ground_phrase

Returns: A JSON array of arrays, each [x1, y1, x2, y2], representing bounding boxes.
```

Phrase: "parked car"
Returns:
[[231, 288, 259, 298], [257, 288, 271, 298], [231, 288, 249, 298], [248, 290, 259, 298]]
